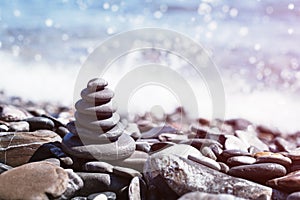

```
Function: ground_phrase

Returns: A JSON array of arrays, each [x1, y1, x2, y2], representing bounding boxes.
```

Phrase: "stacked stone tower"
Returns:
[[62, 78, 135, 160]]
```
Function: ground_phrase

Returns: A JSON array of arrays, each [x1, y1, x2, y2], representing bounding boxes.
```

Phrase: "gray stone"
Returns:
[[8, 121, 30, 132], [228, 163, 287, 184], [109, 150, 149, 172], [59, 169, 84, 200], [178, 191, 246, 200], [224, 135, 249, 152], [150, 142, 175, 153], [84, 161, 114, 173], [141, 125, 178, 139], [25, 117, 55, 131], [226, 156, 256, 167], [221, 149, 251, 159], [125, 123, 141, 140], [81, 88, 114, 104], [150, 144, 201, 159], [188, 154, 221, 171], [219, 162, 230, 173], [287, 192, 300, 200], [236, 130, 269, 151], [0, 130, 62, 166], [0, 161, 69, 199], [144, 154, 287, 199], [201, 146, 217, 160], [128, 177, 141, 200], [113, 166, 142, 178], [87, 78, 108, 92], [76, 172, 130, 196], [62, 132, 135, 161], [75, 100, 116, 120], [0, 104, 32, 122]]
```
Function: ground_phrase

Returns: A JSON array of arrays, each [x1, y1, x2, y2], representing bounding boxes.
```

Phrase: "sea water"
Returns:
[[1, 0, 300, 133]]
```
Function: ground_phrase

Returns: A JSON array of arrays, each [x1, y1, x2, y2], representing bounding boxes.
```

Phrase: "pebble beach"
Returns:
[[1, 78, 300, 200], [1, 0, 300, 199]]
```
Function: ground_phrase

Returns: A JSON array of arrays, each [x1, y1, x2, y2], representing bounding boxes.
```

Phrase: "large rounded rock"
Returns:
[[0, 161, 69, 199], [0, 130, 62, 166]]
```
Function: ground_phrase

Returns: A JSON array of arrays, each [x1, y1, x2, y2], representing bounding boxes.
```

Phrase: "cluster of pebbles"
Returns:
[[1, 79, 300, 199]]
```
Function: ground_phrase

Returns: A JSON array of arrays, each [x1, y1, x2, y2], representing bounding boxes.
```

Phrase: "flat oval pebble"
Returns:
[[267, 170, 300, 193], [81, 88, 114, 104], [235, 130, 269, 151], [84, 161, 114, 173], [255, 155, 292, 168], [75, 112, 119, 131], [0, 161, 69, 199], [75, 100, 116, 120], [188, 154, 221, 171], [224, 135, 249, 152], [25, 116, 55, 131], [226, 156, 256, 167], [201, 146, 217, 160], [87, 78, 108, 91], [62, 132, 135, 160], [113, 166, 142, 178], [221, 149, 251, 160], [228, 163, 287, 184]]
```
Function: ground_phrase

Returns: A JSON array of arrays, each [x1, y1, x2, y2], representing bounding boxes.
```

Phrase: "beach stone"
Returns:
[[287, 192, 300, 200], [44, 158, 61, 166], [274, 137, 296, 152], [228, 163, 287, 184], [110, 150, 149, 172], [151, 144, 202, 159], [286, 148, 300, 160], [75, 100, 116, 120], [255, 154, 292, 168], [224, 135, 249, 152], [178, 191, 246, 200], [76, 172, 130, 196], [113, 166, 142, 178], [8, 121, 30, 131], [136, 120, 156, 132], [0, 104, 32, 122], [0, 162, 12, 174], [87, 78, 108, 91], [219, 162, 230, 173], [141, 125, 178, 139], [0, 124, 9, 131], [188, 154, 221, 171], [56, 126, 70, 137], [226, 156, 256, 167], [221, 149, 251, 160], [62, 132, 135, 160], [201, 146, 217, 160], [29, 142, 73, 166], [267, 170, 300, 193], [150, 142, 175, 152], [236, 130, 269, 151], [60, 169, 84, 199], [72, 197, 88, 200], [225, 118, 252, 131], [190, 123, 224, 139], [84, 161, 114, 173], [0, 161, 69, 199], [0, 130, 61, 166], [180, 138, 222, 150], [144, 154, 287, 199], [25, 116, 55, 131], [158, 133, 188, 143], [128, 177, 141, 200]]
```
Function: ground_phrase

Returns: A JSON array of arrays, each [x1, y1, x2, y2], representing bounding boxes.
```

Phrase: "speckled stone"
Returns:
[[188, 154, 221, 171], [267, 170, 300, 193], [0, 161, 69, 199]]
